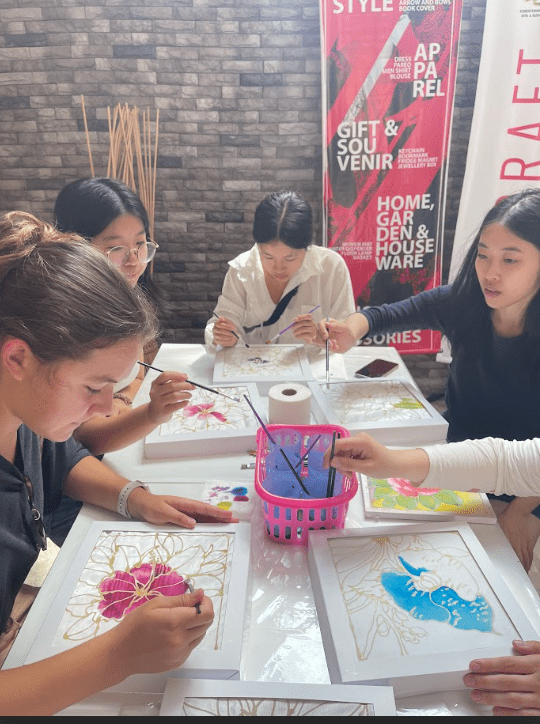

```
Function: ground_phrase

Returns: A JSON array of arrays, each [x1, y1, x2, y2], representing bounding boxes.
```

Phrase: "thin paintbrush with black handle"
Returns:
[[137, 361, 240, 402]]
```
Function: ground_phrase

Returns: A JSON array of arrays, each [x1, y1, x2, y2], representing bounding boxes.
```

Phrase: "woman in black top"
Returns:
[[0, 212, 234, 715], [321, 188, 540, 571]]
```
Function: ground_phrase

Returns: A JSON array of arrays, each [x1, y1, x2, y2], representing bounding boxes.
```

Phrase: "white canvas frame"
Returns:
[[144, 382, 265, 459], [159, 678, 397, 716], [307, 377, 448, 444], [25, 521, 251, 691], [360, 474, 497, 524], [213, 344, 313, 384], [308, 522, 539, 697]]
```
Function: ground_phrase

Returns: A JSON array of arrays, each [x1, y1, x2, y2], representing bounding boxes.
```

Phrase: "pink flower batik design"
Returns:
[[388, 478, 440, 497], [183, 403, 227, 423], [98, 563, 188, 619]]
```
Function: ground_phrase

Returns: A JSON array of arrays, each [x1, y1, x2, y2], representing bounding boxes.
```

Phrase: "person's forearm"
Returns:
[[73, 403, 159, 455], [0, 630, 126, 716], [387, 448, 431, 484], [422, 437, 540, 496], [345, 312, 370, 340], [63, 455, 129, 512]]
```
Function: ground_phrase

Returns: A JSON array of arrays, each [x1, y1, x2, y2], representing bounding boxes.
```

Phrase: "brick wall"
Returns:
[[0, 0, 488, 401]]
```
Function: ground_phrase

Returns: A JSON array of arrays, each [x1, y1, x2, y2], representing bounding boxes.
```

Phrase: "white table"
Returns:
[[6, 345, 540, 717]]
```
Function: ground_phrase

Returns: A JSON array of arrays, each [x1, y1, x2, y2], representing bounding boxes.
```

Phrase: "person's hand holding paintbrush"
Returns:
[[211, 313, 249, 348]]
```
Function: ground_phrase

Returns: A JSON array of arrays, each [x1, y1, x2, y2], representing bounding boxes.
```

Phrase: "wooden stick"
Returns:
[[81, 95, 95, 177], [151, 108, 159, 244]]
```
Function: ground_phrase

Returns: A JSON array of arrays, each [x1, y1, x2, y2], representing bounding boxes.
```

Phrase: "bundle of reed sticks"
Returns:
[[81, 96, 159, 240]]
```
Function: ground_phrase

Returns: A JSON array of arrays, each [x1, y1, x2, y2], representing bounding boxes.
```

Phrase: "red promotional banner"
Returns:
[[321, 0, 463, 354]]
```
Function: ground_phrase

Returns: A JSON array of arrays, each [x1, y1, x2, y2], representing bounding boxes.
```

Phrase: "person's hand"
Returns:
[[110, 589, 214, 677], [315, 318, 362, 353], [291, 313, 318, 344], [496, 498, 540, 572], [212, 316, 240, 347], [147, 371, 194, 425], [322, 432, 430, 484], [127, 490, 240, 528], [463, 640, 540, 716]]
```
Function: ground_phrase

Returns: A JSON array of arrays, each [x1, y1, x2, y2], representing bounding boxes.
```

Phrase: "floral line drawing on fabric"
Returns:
[[221, 345, 305, 378], [182, 697, 373, 716], [52, 531, 234, 652], [321, 380, 432, 424], [367, 477, 491, 517], [98, 563, 188, 619], [328, 531, 512, 661], [183, 402, 227, 423], [158, 385, 251, 436]]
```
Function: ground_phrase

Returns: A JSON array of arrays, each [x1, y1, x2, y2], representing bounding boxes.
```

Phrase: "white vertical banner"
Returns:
[[448, 0, 540, 280], [438, 0, 540, 363]]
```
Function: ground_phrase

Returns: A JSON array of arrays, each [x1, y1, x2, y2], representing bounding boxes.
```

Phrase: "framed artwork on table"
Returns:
[[213, 345, 313, 384], [25, 521, 251, 691], [144, 383, 264, 459], [360, 475, 497, 524], [159, 679, 397, 717], [308, 522, 538, 697], [307, 378, 448, 444]]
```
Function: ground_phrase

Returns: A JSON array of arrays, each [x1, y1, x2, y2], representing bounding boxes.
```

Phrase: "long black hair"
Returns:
[[0, 211, 157, 362], [54, 177, 166, 319], [253, 190, 313, 249], [451, 188, 540, 375]]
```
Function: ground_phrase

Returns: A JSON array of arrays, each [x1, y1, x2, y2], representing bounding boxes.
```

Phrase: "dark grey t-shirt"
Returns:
[[0, 425, 91, 633]]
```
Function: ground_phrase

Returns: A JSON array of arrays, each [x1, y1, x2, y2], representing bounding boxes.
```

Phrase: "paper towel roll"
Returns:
[[268, 383, 311, 425]]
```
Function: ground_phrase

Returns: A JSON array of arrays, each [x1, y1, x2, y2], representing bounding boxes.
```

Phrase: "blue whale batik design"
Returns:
[[380, 556, 493, 632]]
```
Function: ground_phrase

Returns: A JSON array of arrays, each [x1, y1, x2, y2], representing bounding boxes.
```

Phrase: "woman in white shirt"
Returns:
[[205, 191, 355, 349]]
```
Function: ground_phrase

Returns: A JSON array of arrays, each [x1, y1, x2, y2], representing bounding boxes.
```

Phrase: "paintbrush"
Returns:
[[185, 577, 201, 614], [326, 431, 337, 498], [212, 311, 249, 348], [137, 361, 240, 403], [325, 315, 330, 388], [242, 394, 276, 445], [295, 434, 321, 469], [280, 448, 311, 496], [267, 304, 321, 344]]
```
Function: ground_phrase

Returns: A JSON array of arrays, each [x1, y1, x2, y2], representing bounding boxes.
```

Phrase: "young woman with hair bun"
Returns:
[[0, 212, 234, 715]]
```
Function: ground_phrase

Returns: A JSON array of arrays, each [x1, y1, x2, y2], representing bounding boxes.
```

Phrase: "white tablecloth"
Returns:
[[6, 345, 540, 717]]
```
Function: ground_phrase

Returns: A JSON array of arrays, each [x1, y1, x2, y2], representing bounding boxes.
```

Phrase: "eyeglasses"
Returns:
[[106, 240, 159, 267]]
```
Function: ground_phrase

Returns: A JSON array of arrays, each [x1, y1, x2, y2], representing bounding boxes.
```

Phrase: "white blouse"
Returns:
[[204, 244, 355, 350], [422, 437, 540, 498]]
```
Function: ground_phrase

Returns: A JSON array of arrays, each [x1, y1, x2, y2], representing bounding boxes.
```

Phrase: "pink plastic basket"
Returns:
[[254, 423, 358, 546]]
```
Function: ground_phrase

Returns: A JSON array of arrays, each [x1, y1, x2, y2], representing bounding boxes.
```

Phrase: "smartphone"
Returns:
[[355, 358, 399, 378]]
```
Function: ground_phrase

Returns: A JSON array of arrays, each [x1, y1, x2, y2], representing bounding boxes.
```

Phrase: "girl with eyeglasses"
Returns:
[[54, 177, 190, 455], [0, 212, 235, 714]]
